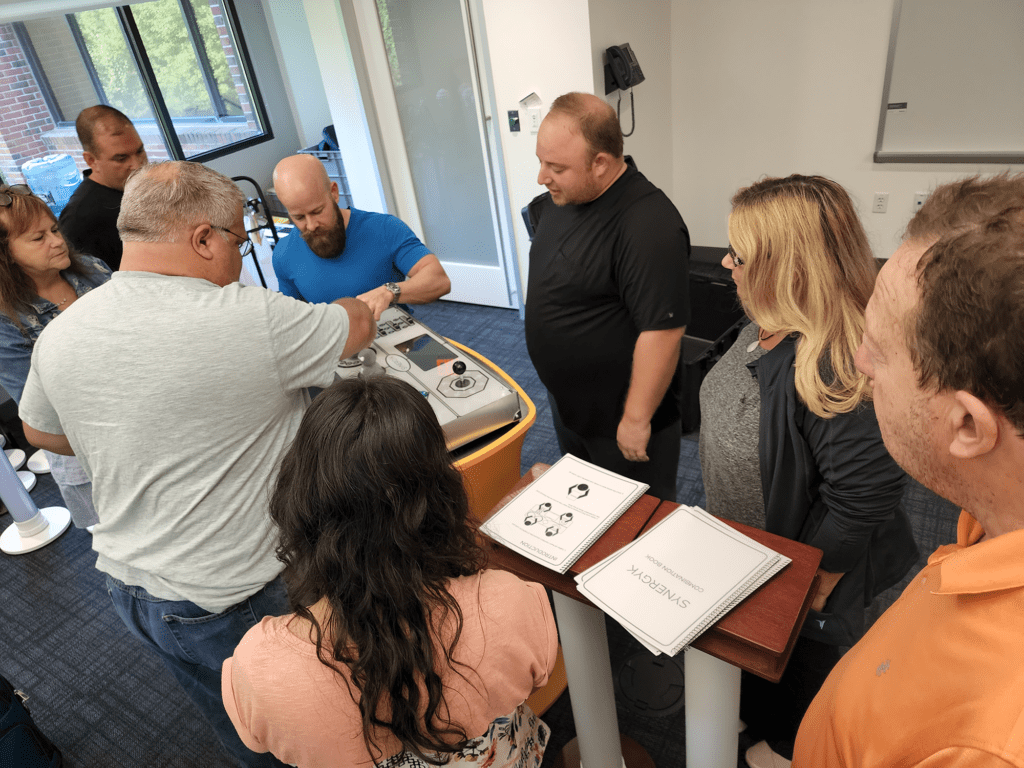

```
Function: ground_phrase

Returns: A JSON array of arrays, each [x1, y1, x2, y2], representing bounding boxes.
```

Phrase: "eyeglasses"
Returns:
[[214, 226, 254, 259], [726, 245, 744, 267], [0, 184, 33, 207]]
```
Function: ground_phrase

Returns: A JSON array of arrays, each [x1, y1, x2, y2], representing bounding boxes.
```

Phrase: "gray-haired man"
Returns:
[[21, 161, 374, 766]]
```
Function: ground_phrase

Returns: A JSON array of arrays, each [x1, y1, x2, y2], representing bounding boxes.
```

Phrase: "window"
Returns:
[[0, 0, 270, 203]]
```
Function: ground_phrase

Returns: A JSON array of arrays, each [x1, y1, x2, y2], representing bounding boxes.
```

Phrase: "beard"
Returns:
[[302, 202, 347, 259]]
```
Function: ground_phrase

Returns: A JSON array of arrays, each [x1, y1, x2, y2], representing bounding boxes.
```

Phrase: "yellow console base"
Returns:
[[448, 340, 537, 522]]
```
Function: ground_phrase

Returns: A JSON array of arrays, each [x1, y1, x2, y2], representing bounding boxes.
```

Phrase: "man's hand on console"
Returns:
[[356, 285, 395, 321], [616, 415, 651, 463]]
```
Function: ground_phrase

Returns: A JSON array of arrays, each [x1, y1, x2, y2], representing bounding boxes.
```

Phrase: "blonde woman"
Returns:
[[698, 175, 918, 767]]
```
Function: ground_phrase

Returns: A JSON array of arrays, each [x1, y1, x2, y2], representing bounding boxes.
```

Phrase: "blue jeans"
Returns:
[[547, 392, 681, 502], [105, 574, 290, 768]]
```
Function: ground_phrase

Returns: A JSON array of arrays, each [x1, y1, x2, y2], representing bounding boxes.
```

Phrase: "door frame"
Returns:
[[347, 0, 520, 309]]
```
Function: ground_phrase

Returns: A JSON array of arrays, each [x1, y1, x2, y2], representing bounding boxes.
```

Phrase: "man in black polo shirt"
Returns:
[[525, 92, 690, 501], [59, 106, 148, 271]]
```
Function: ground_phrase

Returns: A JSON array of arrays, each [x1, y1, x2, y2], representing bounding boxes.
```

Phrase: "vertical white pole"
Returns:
[[552, 592, 625, 768], [0, 448, 38, 522], [0, 450, 70, 555], [684, 647, 742, 768]]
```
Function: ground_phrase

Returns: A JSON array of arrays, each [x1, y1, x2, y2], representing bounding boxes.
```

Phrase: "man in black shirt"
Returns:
[[59, 106, 148, 271], [525, 92, 690, 501]]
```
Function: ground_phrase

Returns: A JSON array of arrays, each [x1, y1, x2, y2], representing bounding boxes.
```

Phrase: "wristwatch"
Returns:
[[383, 282, 401, 304]]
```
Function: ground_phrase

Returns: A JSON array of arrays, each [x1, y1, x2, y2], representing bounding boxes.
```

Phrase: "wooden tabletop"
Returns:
[[475, 464, 822, 682]]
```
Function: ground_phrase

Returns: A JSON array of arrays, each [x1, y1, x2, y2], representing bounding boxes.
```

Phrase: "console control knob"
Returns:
[[357, 348, 385, 378], [452, 361, 466, 375]]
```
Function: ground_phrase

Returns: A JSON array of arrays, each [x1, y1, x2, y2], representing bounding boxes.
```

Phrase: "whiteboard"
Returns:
[[875, 0, 1024, 163]]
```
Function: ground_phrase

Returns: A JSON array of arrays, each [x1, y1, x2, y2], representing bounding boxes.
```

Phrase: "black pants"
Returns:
[[547, 391, 681, 502], [740, 636, 842, 760]]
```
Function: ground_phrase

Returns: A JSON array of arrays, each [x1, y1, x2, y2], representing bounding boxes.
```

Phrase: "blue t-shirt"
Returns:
[[272, 208, 431, 303]]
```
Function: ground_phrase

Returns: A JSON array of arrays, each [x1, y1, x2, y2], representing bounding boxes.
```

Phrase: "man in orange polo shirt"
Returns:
[[793, 174, 1024, 767]]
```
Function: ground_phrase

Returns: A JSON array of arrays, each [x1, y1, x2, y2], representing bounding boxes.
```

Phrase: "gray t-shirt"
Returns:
[[699, 321, 767, 530], [20, 272, 351, 612]]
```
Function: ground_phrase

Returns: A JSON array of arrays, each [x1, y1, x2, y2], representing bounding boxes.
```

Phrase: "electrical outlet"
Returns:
[[914, 192, 928, 211], [527, 108, 542, 134], [873, 193, 889, 214]]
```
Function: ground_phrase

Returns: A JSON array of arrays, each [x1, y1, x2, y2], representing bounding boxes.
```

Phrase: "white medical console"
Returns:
[[335, 307, 523, 450]]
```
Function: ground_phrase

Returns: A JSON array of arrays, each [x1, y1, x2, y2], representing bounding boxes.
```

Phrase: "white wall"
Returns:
[[670, 0, 1024, 258], [261, 0, 333, 151], [588, 0, 674, 197], [479, 0, 594, 292], [297, 0, 389, 214]]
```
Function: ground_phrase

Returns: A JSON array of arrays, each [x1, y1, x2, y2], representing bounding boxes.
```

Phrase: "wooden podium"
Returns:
[[476, 464, 823, 768]]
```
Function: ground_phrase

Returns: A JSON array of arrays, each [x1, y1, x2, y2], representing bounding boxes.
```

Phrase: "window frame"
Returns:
[[15, 0, 273, 162], [116, 0, 274, 162], [12, 21, 66, 124]]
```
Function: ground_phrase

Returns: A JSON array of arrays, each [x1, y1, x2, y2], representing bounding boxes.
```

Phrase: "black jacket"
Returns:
[[751, 334, 919, 646]]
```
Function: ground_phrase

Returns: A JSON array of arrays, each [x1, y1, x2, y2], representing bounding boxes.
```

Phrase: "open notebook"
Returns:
[[479, 453, 649, 574]]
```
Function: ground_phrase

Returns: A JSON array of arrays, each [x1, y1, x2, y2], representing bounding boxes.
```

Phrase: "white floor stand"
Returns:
[[552, 592, 627, 768], [684, 647, 742, 768], [0, 450, 69, 555]]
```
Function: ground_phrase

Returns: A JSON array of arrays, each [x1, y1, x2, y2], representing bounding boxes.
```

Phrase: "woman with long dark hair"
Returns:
[[223, 376, 556, 767]]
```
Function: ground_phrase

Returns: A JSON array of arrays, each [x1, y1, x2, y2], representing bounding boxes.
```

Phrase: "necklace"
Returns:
[[747, 327, 778, 353]]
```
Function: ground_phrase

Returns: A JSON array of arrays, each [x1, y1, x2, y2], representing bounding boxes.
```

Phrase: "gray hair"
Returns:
[[117, 161, 244, 243]]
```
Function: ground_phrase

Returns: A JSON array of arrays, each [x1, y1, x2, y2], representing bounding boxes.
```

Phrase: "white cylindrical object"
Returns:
[[0, 448, 40, 523], [684, 647, 742, 768], [552, 592, 625, 768], [26, 448, 50, 473], [1, 506, 71, 555], [5, 448, 25, 471], [0, 447, 71, 554]]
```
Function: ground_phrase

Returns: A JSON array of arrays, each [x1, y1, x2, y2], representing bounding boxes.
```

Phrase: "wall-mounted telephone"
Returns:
[[604, 43, 645, 94]]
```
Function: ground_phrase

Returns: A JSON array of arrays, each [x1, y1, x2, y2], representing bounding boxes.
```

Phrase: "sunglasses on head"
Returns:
[[0, 185, 33, 207]]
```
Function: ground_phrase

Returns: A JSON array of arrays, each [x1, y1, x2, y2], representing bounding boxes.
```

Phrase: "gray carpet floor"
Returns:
[[0, 299, 959, 767]]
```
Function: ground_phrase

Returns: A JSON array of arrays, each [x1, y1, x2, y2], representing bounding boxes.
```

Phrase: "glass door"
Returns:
[[372, 0, 514, 308]]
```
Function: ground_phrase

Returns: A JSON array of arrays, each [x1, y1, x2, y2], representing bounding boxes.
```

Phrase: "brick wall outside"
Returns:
[[0, 6, 261, 186], [210, 2, 258, 132], [0, 23, 57, 184]]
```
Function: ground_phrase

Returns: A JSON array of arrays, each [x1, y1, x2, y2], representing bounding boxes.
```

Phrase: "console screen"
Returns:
[[395, 334, 456, 372]]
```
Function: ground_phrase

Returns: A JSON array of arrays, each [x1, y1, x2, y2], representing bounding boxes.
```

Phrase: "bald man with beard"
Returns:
[[272, 154, 450, 319]]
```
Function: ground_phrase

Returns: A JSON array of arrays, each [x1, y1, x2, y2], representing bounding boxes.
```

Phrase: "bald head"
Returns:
[[274, 154, 334, 204], [547, 92, 623, 161], [273, 154, 347, 256]]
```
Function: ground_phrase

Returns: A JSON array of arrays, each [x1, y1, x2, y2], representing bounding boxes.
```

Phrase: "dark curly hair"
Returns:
[[269, 375, 485, 764]]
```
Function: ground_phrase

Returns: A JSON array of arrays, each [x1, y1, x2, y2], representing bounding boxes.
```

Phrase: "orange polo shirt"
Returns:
[[794, 512, 1024, 768]]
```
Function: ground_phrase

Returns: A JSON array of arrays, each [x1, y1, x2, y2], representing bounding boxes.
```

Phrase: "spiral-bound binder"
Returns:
[[574, 505, 791, 655], [479, 453, 649, 574]]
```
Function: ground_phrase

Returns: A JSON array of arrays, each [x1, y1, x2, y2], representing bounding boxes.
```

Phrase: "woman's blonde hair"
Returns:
[[728, 175, 877, 418]]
